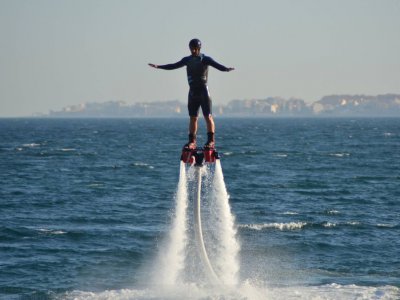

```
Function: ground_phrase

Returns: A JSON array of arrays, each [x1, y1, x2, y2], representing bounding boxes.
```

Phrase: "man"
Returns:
[[148, 38, 234, 149]]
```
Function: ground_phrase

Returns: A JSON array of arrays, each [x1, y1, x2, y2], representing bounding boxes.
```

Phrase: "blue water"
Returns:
[[1, 118, 399, 299]]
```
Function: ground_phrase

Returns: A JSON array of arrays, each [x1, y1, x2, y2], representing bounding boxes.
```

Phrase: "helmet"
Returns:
[[189, 38, 201, 49]]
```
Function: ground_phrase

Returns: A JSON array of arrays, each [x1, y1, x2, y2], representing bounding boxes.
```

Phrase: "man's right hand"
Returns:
[[148, 63, 158, 68]]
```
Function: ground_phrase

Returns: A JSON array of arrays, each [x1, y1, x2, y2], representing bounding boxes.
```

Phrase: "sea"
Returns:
[[0, 117, 399, 300]]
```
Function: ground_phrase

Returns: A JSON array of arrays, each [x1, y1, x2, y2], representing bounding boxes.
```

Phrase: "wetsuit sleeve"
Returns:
[[157, 58, 187, 70], [204, 56, 230, 71]]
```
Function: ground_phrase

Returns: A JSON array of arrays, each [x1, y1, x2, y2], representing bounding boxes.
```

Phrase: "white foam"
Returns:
[[283, 211, 299, 215], [330, 153, 350, 157], [151, 160, 241, 287], [383, 132, 394, 137], [22, 143, 40, 147], [132, 162, 154, 169], [347, 221, 361, 226], [154, 162, 188, 286], [87, 183, 104, 188], [326, 210, 340, 215], [377, 223, 396, 228], [240, 222, 307, 231], [64, 283, 400, 300], [60, 148, 76, 152], [209, 160, 240, 285], [38, 228, 67, 235], [323, 222, 337, 228]]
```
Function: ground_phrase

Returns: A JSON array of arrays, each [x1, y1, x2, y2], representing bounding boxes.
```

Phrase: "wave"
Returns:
[[59, 148, 76, 152], [61, 283, 400, 300], [283, 211, 299, 215], [218, 150, 263, 157], [37, 228, 67, 235], [273, 153, 288, 157], [239, 221, 399, 231], [325, 209, 340, 215], [239, 222, 307, 231], [131, 162, 154, 169], [0, 226, 68, 240], [87, 183, 105, 188], [22, 143, 41, 148], [222, 151, 233, 156], [377, 223, 397, 228], [383, 132, 395, 137], [329, 153, 350, 157]]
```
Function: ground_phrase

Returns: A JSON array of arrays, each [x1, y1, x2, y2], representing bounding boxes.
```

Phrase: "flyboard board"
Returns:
[[181, 146, 220, 283]]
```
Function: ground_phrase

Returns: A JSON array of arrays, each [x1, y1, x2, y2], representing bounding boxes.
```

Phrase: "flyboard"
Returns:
[[181, 146, 220, 283]]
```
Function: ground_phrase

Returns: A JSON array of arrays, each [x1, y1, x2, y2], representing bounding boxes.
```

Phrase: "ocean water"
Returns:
[[0, 117, 399, 300]]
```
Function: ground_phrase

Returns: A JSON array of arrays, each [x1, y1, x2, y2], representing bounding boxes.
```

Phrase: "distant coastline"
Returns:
[[40, 94, 400, 118]]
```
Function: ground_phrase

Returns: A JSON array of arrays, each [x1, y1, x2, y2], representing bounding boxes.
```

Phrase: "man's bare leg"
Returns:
[[204, 115, 215, 133], [204, 115, 215, 147], [185, 116, 198, 148], [189, 116, 198, 135]]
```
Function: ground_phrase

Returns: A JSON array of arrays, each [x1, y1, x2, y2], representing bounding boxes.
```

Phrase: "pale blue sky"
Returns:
[[1, 0, 399, 116]]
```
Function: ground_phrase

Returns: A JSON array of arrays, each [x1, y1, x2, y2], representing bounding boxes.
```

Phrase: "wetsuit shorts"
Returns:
[[188, 86, 212, 117]]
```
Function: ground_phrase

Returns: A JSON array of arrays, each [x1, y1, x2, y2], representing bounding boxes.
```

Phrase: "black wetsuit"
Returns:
[[157, 54, 230, 117]]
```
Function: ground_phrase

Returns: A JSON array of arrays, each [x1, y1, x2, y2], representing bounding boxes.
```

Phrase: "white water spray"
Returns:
[[156, 159, 240, 288], [156, 161, 188, 286], [210, 160, 240, 285], [193, 166, 220, 283]]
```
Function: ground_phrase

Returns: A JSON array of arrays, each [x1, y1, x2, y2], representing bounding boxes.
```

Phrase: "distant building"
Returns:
[[49, 100, 185, 118], [47, 94, 400, 118], [311, 94, 400, 116]]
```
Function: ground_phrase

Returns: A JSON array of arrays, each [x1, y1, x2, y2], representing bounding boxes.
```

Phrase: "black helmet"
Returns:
[[189, 38, 201, 49]]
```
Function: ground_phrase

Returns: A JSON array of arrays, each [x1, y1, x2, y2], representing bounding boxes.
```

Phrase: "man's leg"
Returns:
[[200, 87, 215, 148], [204, 114, 215, 147], [185, 116, 197, 147], [186, 89, 201, 148], [204, 114, 214, 133], [189, 116, 198, 135]]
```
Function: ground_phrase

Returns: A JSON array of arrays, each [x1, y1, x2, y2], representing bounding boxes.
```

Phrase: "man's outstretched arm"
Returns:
[[204, 56, 235, 72], [148, 58, 186, 70]]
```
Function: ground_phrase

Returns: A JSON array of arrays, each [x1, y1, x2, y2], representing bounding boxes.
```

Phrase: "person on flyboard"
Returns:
[[148, 38, 235, 150]]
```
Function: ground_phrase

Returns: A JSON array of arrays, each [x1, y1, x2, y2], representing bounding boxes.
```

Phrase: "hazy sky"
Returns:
[[1, 0, 399, 117]]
